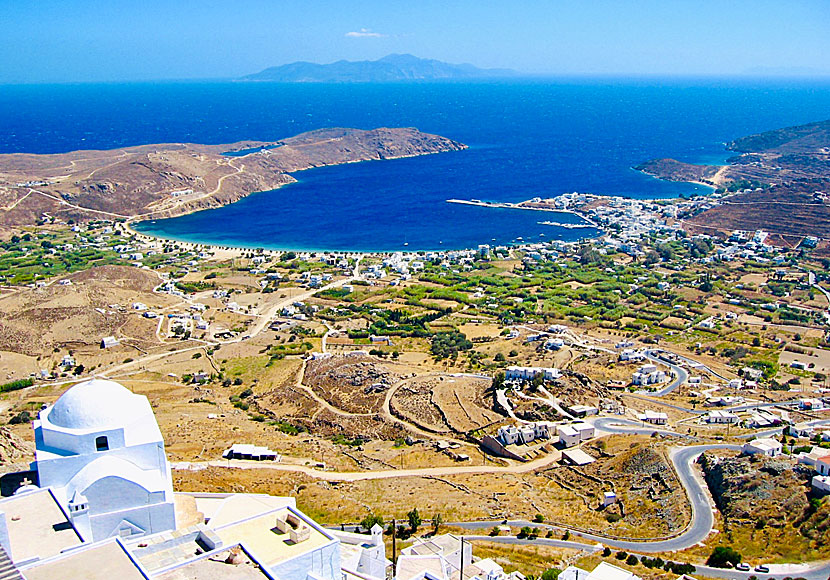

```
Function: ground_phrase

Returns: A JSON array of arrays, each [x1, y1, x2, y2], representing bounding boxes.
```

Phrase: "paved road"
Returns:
[[450, 444, 739, 553], [647, 354, 689, 397], [591, 417, 693, 439]]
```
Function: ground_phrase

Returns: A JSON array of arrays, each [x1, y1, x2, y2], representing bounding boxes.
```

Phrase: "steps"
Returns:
[[0, 545, 22, 580]]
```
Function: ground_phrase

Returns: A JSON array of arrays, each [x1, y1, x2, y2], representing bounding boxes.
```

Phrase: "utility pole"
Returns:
[[460, 536, 464, 580], [392, 518, 397, 578]]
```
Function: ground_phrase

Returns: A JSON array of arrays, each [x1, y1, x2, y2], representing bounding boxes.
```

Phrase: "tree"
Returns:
[[706, 546, 741, 569], [432, 513, 443, 535], [529, 372, 545, 392], [360, 513, 384, 532], [626, 554, 639, 566], [602, 547, 612, 557], [430, 331, 473, 359], [407, 508, 421, 533], [533, 513, 545, 523], [494, 352, 506, 362], [489, 526, 500, 537], [540, 569, 561, 580]]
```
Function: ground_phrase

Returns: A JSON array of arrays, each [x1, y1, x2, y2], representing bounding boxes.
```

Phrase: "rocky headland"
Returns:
[[0, 127, 466, 229], [635, 119, 830, 240]]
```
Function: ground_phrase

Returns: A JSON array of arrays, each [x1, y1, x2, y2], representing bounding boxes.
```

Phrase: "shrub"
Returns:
[[706, 546, 741, 568], [616, 551, 628, 560], [9, 410, 31, 425], [533, 514, 544, 523], [626, 554, 638, 566]]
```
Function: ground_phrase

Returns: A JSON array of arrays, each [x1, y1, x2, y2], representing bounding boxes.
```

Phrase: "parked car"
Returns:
[[736, 563, 750, 571], [754, 564, 770, 573]]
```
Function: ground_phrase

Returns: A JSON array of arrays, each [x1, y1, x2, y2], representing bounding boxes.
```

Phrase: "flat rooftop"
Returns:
[[0, 488, 83, 563], [21, 539, 146, 580], [214, 507, 332, 567], [155, 547, 271, 580]]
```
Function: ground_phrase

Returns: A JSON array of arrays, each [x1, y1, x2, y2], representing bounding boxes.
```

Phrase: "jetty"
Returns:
[[446, 198, 598, 228]]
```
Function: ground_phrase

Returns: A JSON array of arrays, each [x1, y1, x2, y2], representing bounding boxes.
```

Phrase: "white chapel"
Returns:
[[32, 378, 176, 541]]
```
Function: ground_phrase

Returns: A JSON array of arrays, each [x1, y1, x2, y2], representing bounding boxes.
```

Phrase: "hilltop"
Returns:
[[0, 127, 466, 228], [635, 119, 830, 242], [241, 54, 517, 83]]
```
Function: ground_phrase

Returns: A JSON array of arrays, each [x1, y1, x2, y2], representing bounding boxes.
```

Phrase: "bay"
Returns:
[[2, 78, 829, 251]]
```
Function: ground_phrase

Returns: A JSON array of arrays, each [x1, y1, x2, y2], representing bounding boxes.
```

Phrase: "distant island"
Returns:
[[635, 119, 830, 240], [0, 127, 466, 228], [240, 54, 517, 83]]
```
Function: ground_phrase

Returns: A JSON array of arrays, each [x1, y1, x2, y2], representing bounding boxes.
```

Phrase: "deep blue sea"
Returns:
[[2, 78, 830, 251]]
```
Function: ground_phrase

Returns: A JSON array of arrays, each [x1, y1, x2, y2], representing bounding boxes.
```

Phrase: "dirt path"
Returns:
[[172, 446, 562, 482]]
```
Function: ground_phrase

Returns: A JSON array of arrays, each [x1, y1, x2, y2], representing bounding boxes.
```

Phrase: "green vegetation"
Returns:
[[1, 378, 34, 393], [706, 546, 742, 568], [430, 330, 473, 359]]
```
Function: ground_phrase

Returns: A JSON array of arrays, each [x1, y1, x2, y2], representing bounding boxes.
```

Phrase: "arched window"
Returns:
[[95, 436, 109, 451]]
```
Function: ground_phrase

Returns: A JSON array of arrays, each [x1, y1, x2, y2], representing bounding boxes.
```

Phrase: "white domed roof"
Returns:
[[47, 378, 147, 430]]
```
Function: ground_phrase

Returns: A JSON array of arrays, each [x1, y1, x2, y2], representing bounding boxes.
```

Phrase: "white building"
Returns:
[[557, 422, 594, 447], [637, 410, 668, 425], [559, 561, 641, 580], [496, 422, 553, 446], [742, 437, 783, 457], [812, 475, 830, 495], [631, 364, 666, 386], [706, 410, 739, 424], [504, 366, 561, 382], [33, 378, 177, 541], [619, 349, 645, 362]]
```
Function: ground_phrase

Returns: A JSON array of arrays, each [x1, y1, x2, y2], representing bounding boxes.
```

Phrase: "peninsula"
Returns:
[[635, 119, 830, 241], [0, 127, 466, 229]]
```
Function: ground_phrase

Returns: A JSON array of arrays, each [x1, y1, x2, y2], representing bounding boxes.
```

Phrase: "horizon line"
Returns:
[[4, 71, 830, 86]]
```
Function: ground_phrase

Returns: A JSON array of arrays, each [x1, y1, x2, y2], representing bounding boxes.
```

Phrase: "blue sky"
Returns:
[[1, 0, 828, 83]]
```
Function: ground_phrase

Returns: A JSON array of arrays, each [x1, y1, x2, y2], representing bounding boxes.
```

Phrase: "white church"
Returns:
[[32, 378, 176, 541]]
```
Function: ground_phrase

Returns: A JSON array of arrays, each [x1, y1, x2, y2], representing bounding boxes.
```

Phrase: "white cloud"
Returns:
[[345, 28, 386, 38]]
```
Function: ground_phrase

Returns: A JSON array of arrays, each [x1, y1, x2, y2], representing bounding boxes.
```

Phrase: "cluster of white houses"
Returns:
[[0, 378, 516, 580], [495, 421, 595, 449], [631, 364, 667, 386], [503, 366, 562, 382]]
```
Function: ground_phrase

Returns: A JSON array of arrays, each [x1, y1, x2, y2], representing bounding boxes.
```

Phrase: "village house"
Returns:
[[637, 410, 668, 425], [706, 410, 739, 424], [557, 422, 594, 447], [742, 437, 783, 457]]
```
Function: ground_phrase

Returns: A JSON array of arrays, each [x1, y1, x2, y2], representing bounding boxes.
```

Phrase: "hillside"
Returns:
[[241, 54, 516, 83], [635, 119, 830, 242], [0, 127, 466, 228]]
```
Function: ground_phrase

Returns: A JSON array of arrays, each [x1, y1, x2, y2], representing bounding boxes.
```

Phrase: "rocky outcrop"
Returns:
[[700, 452, 810, 527]]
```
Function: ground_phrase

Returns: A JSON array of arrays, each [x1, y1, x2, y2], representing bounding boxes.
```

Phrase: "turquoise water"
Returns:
[[2, 78, 829, 251]]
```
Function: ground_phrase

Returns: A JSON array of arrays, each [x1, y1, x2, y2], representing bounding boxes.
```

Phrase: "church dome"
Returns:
[[47, 378, 146, 430]]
